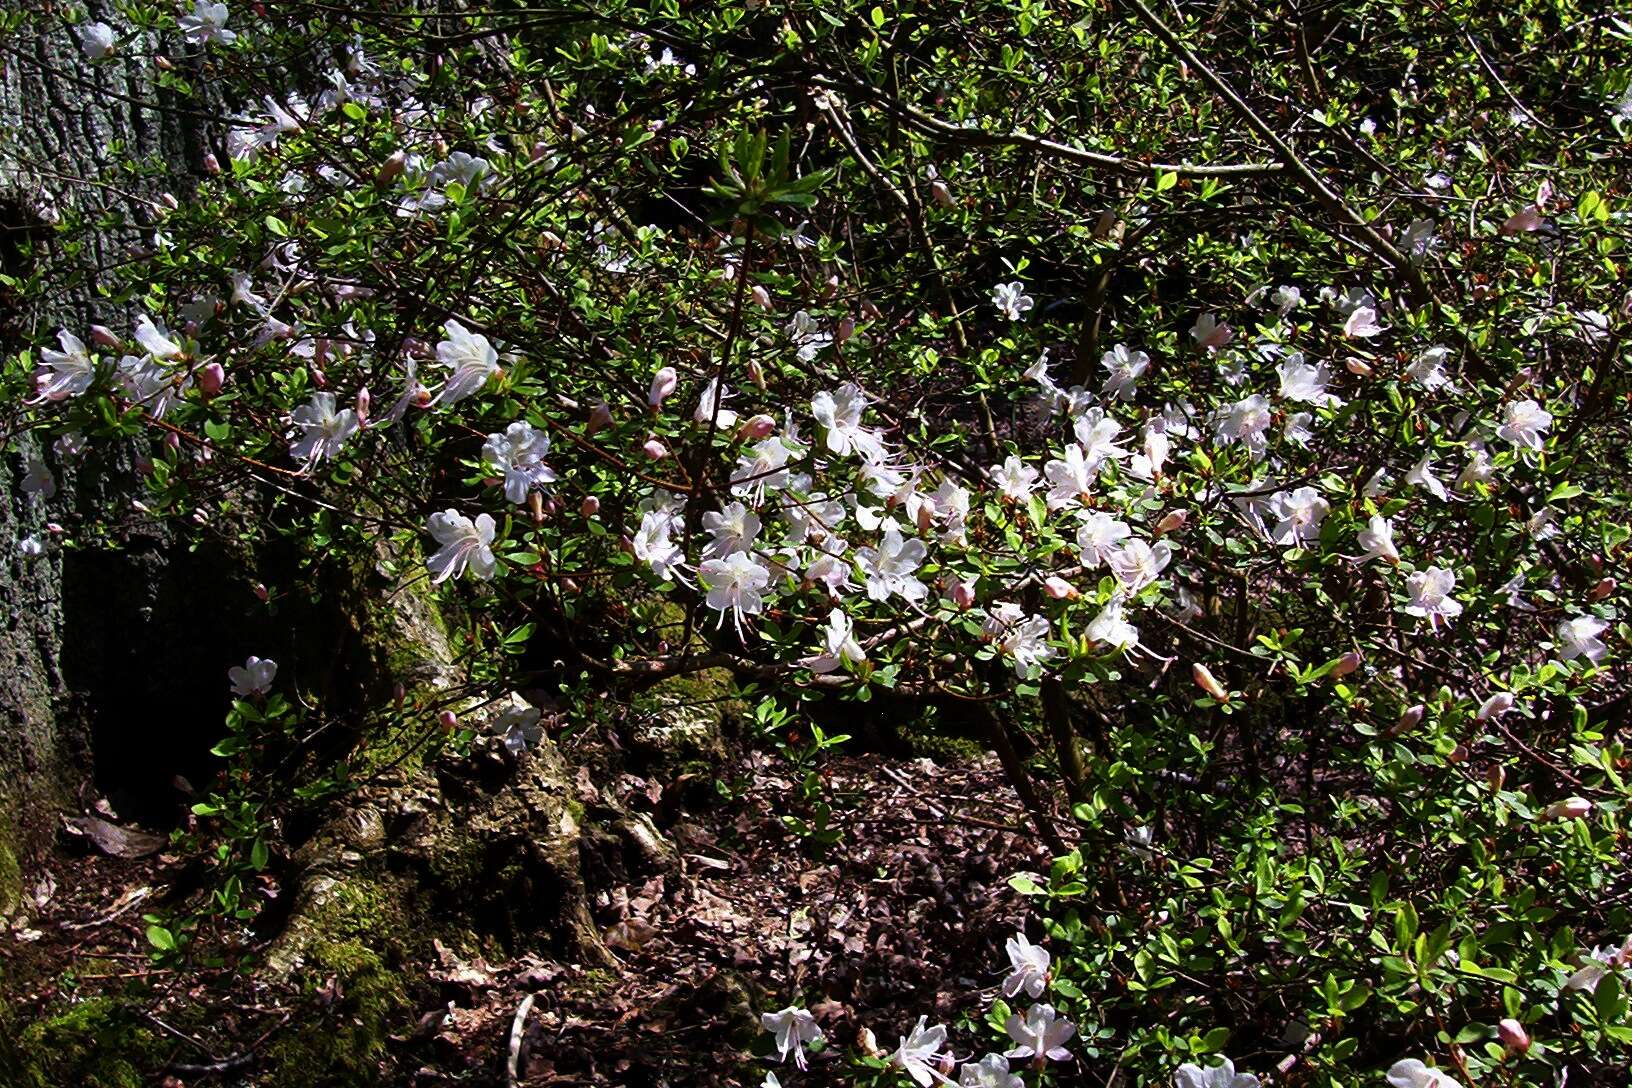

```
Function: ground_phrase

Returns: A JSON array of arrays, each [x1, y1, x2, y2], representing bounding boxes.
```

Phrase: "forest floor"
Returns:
[[3, 745, 1050, 1086]]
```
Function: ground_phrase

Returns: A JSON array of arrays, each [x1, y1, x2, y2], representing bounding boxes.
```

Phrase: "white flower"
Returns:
[[731, 436, 796, 500], [1402, 217, 1436, 261], [1271, 285, 1303, 314], [1385, 1059, 1465, 1088], [807, 608, 866, 673], [1043, 444, 1097, 509], [482, 421, 555, 504], [18, 534, 46, 559], [1276, 355, 1341, 406], [1214, 394, 1274, 457], [1003, 931, 1051, 999], [786, 310, 833, 361], [1003, 1003, 1075, 1064], [1457, 443, 1496, 490], [432, 320, 498, 406], [856, 528, 928, 603], [990, 455, 1039, 501], [760, 1006, 822, 1070], [1330, 286, 1377, 316], [1077, 511, 1132, 568], [1268, 486, 1329, 548], [1344, 306, 1385, 338], [1087, 597, 1140, 651], [1073, 410, 1132, 470], [1109, 539, 1172, 593], [1557, 615, 1610, 664], [178, 0, 236, 46], [698, 551, 772, 634], [32, 329, 95, 402], [891, 1015, 948, 1087], [1407, 346, 1455, 391], [19, 454, 56, 498], [994, 611, 1054, 676], [1406, 455, 1449, 501], [959, 1053, 1023, 1088], [632, 510, 686, 582], [812, 383, 887, 462], [1403, 567, 1463, 629], [133, 314, 183, 360], [1190, 313, 1233, 351], [1496, 399, 1552, 450], [1352, 515, 1400, 564], [992, 281, 1034, 321], [694, 377, 738, 429], [78, 21, 116, 60], [1101, 344, 1150, 401], [702, 501, 762, 558], [288, 392, 360, 469], [648, 366, 678, 408], [117, 354, 190, 419], [426, 509, 497, 583], [227, 656, 277, 697], [1174, 1056, 1262, 1088]]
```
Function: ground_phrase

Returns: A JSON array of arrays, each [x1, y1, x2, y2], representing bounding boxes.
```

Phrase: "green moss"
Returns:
[[263, 878, 415, 1088], [10, 997, 165, 1088], [0, 837, 20, 918], [628, 667, 741, 766]]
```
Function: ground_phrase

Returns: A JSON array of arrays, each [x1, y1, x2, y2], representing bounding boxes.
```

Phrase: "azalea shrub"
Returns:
[[4, 0, 1632, 1085]]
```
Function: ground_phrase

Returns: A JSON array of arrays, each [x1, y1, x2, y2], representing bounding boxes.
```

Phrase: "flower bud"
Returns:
[[578, 495, 600, 518], [648, 366, 678, 409], [641, 438, 668, 460], [1486, 763, 1506, 791], [1154, 509, 1187, 535], [1543, 797, 1592, 821], [746, 358, 766, 389], [530, 140, 550, 162], [355, 387, 371, 422], [164, 431, 181, 453], [198, 362, 226, 397], [1589, 576, 1617, 602], [253, 582, 269, 602], [930, 179, 955, 208], [750, 284, 772, 310], [1448, 743, 1470, 764], [950, 579, 977, 609], [739, 414, 776, 440], [1192, 663, 1228, 701], [1042, 576, 1079, 600], [1497, 1018, 1530, 1053], [1476, 692, 1514, 721], [856, 1027, 883, 1058], [585, 402, 613, 435], [836, 315, 856, 345], [1330, 651, 1362, 679], [438, 709, 458, 732], [155, 54, 173, 71], [203, 152, 222, 175], [159, 191, 179, 211], [1345, 357, 1374, 377], [539, 230, 563, 251], [89, 324, 122, 349], [311, 367, 326, 389], [1390, 704, 1425, 736], [375, 149, 407, 187]]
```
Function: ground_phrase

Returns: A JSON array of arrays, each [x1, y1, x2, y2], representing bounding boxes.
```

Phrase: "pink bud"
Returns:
[[1192, 663, 1228, 701], [1476, 692, 1515, 721], [1543, 797, 1592, 821], [579, 496, 600, 517], [253, 582, 270, 602], [530, 141, 550, 162], [164, 432, 181, 453], [1501, 206, 1545, 235], [930, 179, 955, 208], [89, 324, 122, 349], [1448, 743, 1470, 764], [355, 387, 371, 421], [739, 414, 776, 440], [1498, 1019, 1530, 1053], [1330, 651, 1362, 678], [438, 709, 458, 732], [1486, 764, 1506, 791], [648, 366, 678, 409], [203, 152, 222, 175], [746, 358, 766, 389], [950, 579, 977, 609], [641, 438, 668, 460], [1154, 509, 1187, 535], [1042, 576, 1079, 600], [836, 316, 855, 345], [1589, 576, 1616, 602], [198, 362, 226, 397], [159, 191, 179, 211], [750, 285, 772, 310], [1345, 357, 1374, 377], [311, 367, 326, 388], [375, 149, 407, 187], [587, 402, 612, 434], [392, 681, 406, 709]]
